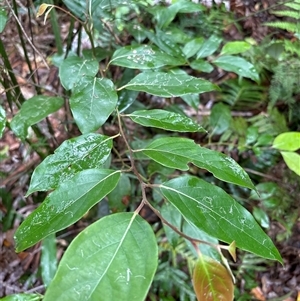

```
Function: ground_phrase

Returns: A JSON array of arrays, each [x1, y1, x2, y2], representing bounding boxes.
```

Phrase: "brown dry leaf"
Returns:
[[251, 286, 266, 301]]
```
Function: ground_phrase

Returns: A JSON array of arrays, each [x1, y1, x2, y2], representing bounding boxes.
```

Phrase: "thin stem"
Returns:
[[5, 0, 49, 69]]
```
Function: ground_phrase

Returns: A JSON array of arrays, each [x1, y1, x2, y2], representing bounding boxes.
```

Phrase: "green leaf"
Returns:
[[252, 207, 270, 229], [161, 202, 182, 248], [43, 213, 158, 301], [139, 137, 254, 189], [190, 59, 214, 73], [181, 94, 200, 110], [0, 294, 42, 301], [213, 55, 259, 82], [27, 133, 113, 195], [41, 233, 57, 287], [0, 105, 6, 138], [110, 45, 181, 69], [107, 173, 131, 212], [220, 41, 251, 55], [196, 35, 222, 59], [281, 151, 300, 176], [0, 7, 8, 33], [182, 221, 220, 261], [10, 96, 63, 140], [70, 77, 118, 133], [193, 254, 234, 301], [15, 169, 120, 252], [182, 38, 204, 59], [160, 176, 282, 262], [273, 132, 300, 151], [127, 109, 206, 132], [59, 56, 99, 90], [151, 0, 203, 29], [123, 72, 219, 97], [209, 103, 232, 135], [145, 29, 186, 60]]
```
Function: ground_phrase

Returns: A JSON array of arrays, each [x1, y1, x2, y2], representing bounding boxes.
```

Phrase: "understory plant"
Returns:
[[0, 1, 287, 300]]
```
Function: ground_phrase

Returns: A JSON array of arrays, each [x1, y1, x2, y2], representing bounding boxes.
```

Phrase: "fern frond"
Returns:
[[270, 10, 300, 19], [285, 2, 300, 11], [264, 21, 300, 33]]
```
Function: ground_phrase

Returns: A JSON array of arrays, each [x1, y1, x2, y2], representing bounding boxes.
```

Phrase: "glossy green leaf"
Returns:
[[110, 45, 180, 69], [123, 72, 219, 97], [10, 96, 63, 140], [220, 41, 251, 55], [182, 38, 204, 58], [145, 29, 186, 60], [213, 55, 259, 82], [0, 294, 42, 301], [59, 56, 99, 90], [190, 59, 214, 73], [15, 169, 120, 252], [44, 213, 158, 301], [160, 176, 282, 262], [41, 233, 57, 287], [210, 103, 232, 135], [0, 105, 6, 138], [196, 35, 222, 59], [152, 0, 203, 29], [193, 254, 234, 301], [127, 109, 205, 132], [70, 77, 118, 133], [281, 151, 300, 176], [139, 137, 254, 189], [0, 7, 7, 33], [27, 133, 113, 195], [273, 132, 300, 151]]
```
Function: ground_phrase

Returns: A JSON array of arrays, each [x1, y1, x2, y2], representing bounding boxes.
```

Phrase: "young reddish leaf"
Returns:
[[193, 254, 234, 301]]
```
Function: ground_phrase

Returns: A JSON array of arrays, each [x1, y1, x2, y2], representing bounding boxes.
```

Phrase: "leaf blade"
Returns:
[[140, 137, 254, 189], [27, 133, 113, 195], [110, 44, 181, 69], [70, 77, 118, 133], [15, 169, 121, 251], [160, 175, 282, 262], [193, 254, 234, 301], [10, 96, 63, 140], [43, 213, 158, 301], [213, 55, 259, 82], [123, 72, 219, 97], [127, 109, 206, 132]]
